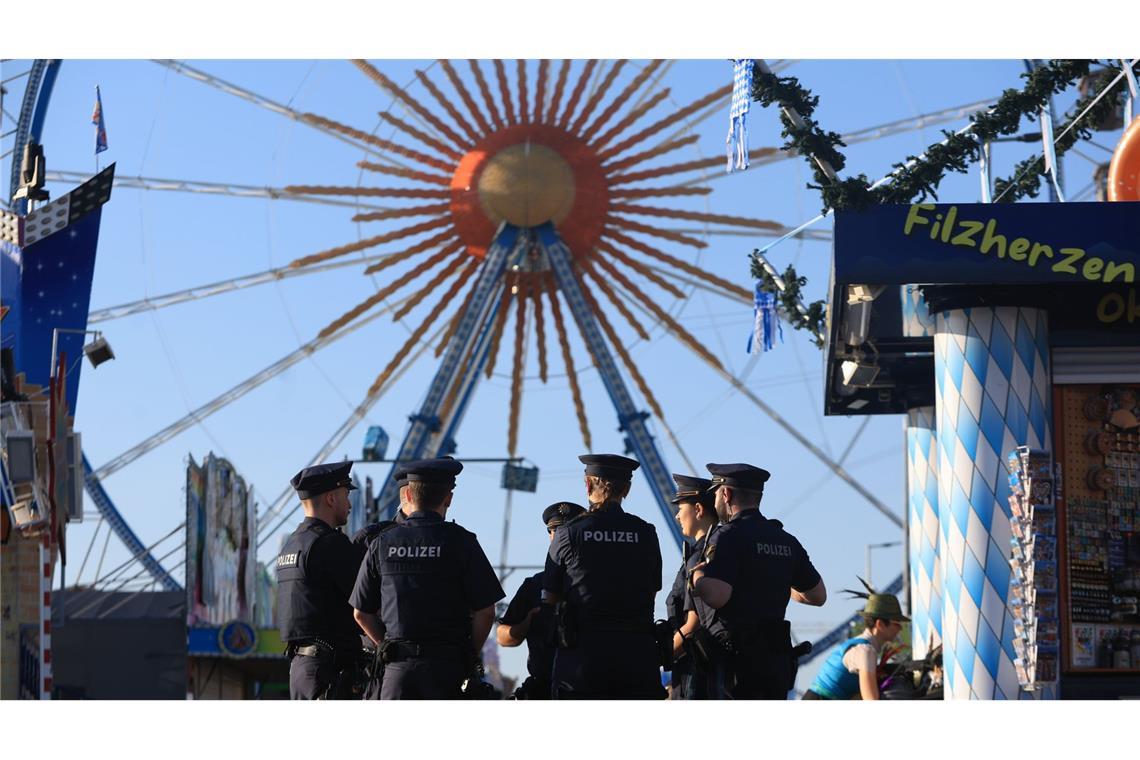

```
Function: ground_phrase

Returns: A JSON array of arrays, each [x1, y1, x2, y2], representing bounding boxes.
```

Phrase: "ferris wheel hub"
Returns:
[[477, 143, 574, 227]]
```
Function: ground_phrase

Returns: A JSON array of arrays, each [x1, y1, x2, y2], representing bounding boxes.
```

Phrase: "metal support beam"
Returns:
[[537, 223, 683, 547]]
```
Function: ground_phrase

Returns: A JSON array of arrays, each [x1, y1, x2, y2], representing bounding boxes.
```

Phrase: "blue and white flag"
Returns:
[[727, 60, 753, 172], [92, 86, 108, 154], [746, 284, 782, 354]]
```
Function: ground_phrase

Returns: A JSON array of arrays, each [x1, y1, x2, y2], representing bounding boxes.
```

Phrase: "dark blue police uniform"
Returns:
[[697, 463, 821, 700], [543, 454, 664, 700], [349, 458, 504, 700], [276, 461, 365, 700], [666, 473, 716, 700]]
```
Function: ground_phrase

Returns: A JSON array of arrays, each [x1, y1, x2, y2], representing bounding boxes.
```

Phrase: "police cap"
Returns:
[[705, 462, 771, 492], [670, 473, 715, 507], [394, 457, 464, 489], [542, 501, 586, 529], [290, 461, 358, 500], [579, 453, 640, 482]]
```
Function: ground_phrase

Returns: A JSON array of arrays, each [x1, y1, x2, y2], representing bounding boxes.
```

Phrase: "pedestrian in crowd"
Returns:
[[275, 461, 366, 699], [543, 454, 665, 699], [350, 457, 505, 699], [804, 580, 908, 700], [497, 501, 587, 699], [689, 462, 827, 699], [665, 473, 719, 699]]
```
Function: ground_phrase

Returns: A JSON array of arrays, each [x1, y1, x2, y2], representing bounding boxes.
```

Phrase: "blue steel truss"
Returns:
[[8, 59, 61, 215], [81, 452, 181, 592]]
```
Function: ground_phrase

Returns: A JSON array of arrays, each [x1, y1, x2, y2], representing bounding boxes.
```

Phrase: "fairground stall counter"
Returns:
[[823, 200, 1140, 699]]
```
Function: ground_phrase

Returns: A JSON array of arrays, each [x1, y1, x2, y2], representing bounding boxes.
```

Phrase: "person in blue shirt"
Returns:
[[804, 583, 908, 700]]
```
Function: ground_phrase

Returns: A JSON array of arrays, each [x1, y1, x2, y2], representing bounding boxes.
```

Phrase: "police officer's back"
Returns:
[[689, 463, 826, 699], [276, 461, 366, 699], [350, 458, 505, 700], [543, 454, 664, 699], [497, 502, 586, 699]]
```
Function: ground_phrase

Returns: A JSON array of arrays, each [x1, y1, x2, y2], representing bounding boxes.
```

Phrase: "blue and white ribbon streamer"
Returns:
[[727, 59, 753, 173], [747, 285, 781, 354]]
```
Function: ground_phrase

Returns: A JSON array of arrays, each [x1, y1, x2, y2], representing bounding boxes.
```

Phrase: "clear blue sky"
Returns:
[[2, 57, 1115, 687]]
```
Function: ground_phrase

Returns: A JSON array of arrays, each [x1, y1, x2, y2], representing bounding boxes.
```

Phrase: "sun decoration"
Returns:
[[282, 60, 786, 456]]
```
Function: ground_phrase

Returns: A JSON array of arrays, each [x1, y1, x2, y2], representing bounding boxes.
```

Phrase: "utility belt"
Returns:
[[729, 620, 793, 656], [286, 637, 360, 667], [379, 639, 470, 664]]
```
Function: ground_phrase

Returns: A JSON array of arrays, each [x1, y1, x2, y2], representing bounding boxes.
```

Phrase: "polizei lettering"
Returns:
[[583, 530, 639, 543], [757, 542, 792, 557], [388, 545, 442, 558], [276, 552, 298, 568]]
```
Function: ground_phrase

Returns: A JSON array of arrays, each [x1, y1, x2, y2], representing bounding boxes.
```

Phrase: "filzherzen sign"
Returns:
[[834, 201, 1140, 287]]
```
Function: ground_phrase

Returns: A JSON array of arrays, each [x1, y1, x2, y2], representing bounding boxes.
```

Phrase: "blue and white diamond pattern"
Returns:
[[934, 307, 1051, 699], [901, 285, 935, 338], [907, 406, 941, 658]]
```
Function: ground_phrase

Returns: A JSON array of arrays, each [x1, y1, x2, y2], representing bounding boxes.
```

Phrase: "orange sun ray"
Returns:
[[483, 272, 517, 378], [544, 273, 592, 450], [356, 160, 452, 186], [547, 60, 572, 124], [363, 230, 456, 275], [584, 264, 650, 340], [440, 59, 493, 137], [494, 59, 517, 125], [517, 60, 530, 124], [507, 273, 529, 456], [597, 84, 732, 162], [590, 88, 671, 150], [569, 60, 626, 135], [608, 185, 711, 199], [300, 113, 455, 173], [558, 60, 598, 129], [415, 68, 483, 145], [603, 134, 699, 174], [468, 60, 505, 130], [605, 216, 707, 248], [393, 247, 474, 320], [602, 228, 751, 301], [594, 239, 686, 299], [352, 59, 472, 152], [608, 148, 779, 185], [530, 274, 549, 382], [289, 216, 454, 269], [534, 59, 549, 124], [285, 184, 450, 200], [352, 203, 451, 223], [580, 59, 664, 143], [611, 204, 784, 231], [378, 111, 463, 161]]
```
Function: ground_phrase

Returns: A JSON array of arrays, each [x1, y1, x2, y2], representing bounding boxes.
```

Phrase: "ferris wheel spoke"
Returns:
[[356, 160, 451, 187], [352, 202, 451, 223], [612, 203, 784, 232], [415, 68, 483, 145], [440, 60, 493, 137], [352, 59, 471, 152], [594, 254, 724, 372], [299, 113, 455, 173], [645, 263, 751, 304], [595, 240, 685, 299], [534, 60, 550, 124], [603, 134, 699, 174], [378, 111, 463, 161], [482, 273, 517, 378], [660, 98, 731, 146], [363, 230, 457, 275], [570, 60, 627, 136], [289, 217, 454, 269], [627, 60, 675, 115], [609, 185, 711, 199], [609, 148, 780, 185], [493, 60, 517, 126], [558, 60, 598, 129], [507, 275, 529, 456], [585, 264, 651, 340], [516, 60, 530, 125], [606, 217, 707, 248], [543, 275, 592, 449], [468, 60, 505, 130], [285, 183, 449, 200], [602, 228, 750, 301], [547, 60, 572, 124], [581, 60, 665, 143], [392, 249, 475, 321], [590, 88, 671, 150], [598, 83, 733, 162], [326, 241, 464, 338], [151, 59, 407, 170], [661, 226, 832, 241], [531, 277, 549, 383]]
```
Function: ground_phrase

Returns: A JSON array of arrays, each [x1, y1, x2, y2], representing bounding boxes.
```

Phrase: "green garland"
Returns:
[[745, 59, 1136, 344]]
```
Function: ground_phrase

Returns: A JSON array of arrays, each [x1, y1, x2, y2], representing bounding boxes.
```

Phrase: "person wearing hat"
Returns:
[[688, 462, 827, 699], [276, 461, 367, 699], [542, 454, 665, 699], [665, 474, 720, 699], [349, 457, 505, 699], [804, 580, 908, 700], [497, 501, 587, 699]]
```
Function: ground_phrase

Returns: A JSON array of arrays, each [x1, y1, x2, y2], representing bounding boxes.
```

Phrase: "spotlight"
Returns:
[[841, 359, 880, 387], [83, 335, 115, 368]]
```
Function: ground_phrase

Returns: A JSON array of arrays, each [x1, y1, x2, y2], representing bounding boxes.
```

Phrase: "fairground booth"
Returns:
[[824, 199, 1140, 699]]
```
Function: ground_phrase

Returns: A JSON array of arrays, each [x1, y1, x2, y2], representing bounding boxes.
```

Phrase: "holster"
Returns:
[[653, 619, 675, 671], [554, 602, 578, 649], [685, 625, 727, 671]]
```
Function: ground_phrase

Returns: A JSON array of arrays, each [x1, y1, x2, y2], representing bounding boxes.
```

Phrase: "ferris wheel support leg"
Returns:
[[81, 452, 181, 593], [376, 224, 521, 517], [537, 224, 684, 548]]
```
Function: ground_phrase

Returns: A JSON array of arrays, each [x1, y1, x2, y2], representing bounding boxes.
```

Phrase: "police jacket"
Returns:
[[667, 535, 707, 630], [349, 510, 504, 646], [276, 517, 366, 648], [699, 510, 820, 642], [543, 502, 662, 632], [499, 571, 555, 684]]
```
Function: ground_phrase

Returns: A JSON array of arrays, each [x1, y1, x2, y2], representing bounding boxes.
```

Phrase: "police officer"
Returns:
[[497, 501, 587, 699], [350, 476, 409, 551], [275, 461, 366, 699], [350, 457, 505, 699], [689, 463, 827, 699], [543, 454, 665, 699], [667, 473, 719, 699]]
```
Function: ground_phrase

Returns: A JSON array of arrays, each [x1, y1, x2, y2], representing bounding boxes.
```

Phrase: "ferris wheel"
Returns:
[[2, 59, 1021, 608]]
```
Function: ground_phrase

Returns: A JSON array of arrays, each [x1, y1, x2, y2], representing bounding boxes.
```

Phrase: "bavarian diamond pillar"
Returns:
[[933, 306, 1051, 700], [906, 406, 942, 659]]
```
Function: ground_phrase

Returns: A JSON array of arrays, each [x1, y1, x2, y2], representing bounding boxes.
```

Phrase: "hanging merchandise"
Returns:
[[746, 284, 781, 354], [726, 59, 753, 173]]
